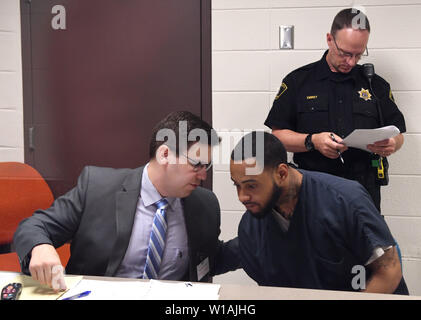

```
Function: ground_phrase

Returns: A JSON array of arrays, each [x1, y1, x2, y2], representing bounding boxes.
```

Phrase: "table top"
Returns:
[[1, 271, 419, 300], [218, 283, 420, 300]]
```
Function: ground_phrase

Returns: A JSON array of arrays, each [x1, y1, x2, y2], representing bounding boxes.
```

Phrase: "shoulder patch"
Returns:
[[275, 82, 288, 100], [389, 89, 395, 102]]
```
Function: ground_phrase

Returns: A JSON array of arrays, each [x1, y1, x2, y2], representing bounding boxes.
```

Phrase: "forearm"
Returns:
[[393, 133, 404, 153], [13, 177, 86, 265], [271, 128, 307, 153], [363, 247, 402, 294], [211, 237, 241, 276], [271, 128, 347, 159], [364, 271, 402, 294], [14, 215, 56, 265]]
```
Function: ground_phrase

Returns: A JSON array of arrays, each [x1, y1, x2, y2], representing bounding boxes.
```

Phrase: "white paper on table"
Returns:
[[0, 272, 20, 289], [59, 279, 220, 300], [341, 125, 400, 152], [59, 279, 151, 300], [146, 280, 220, 300]]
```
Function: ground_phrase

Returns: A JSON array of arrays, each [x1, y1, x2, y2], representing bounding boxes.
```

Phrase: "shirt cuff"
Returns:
[[365, 246, 393, 265]]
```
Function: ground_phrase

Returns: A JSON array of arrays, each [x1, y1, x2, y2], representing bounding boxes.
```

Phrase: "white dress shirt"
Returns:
[[115, 163, 189, 279]]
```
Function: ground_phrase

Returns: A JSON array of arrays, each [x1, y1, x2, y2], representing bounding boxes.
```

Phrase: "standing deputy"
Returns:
[[264, 8, 406, 210]]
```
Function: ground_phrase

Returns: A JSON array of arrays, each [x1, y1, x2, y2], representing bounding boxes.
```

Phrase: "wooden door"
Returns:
[[20, 0, 212, 197]]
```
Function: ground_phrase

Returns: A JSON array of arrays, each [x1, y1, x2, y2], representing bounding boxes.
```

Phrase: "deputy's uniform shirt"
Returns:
[[264, 51, 406, 207], [238, 169, 409, 294]]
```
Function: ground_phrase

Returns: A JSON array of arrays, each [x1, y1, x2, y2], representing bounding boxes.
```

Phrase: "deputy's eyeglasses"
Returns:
[[182, 154, 213, 172], [332, 36, 368, 60]]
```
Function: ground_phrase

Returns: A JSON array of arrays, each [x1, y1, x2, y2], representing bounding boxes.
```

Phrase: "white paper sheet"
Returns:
[[0, 272, 19, 289], [59, 279, 151, 300], [146, 280, 220, 300], [59, 279, 220, 300], [341, 125, 400, 152]]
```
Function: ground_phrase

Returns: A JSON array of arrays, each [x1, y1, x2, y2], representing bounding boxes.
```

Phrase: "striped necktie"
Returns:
[[142, 198, 169, 279]]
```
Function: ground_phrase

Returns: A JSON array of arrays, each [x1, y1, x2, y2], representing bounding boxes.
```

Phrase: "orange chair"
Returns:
[[0, 162, 70, 272]]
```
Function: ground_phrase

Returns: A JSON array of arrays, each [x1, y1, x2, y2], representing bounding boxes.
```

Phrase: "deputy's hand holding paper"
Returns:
[[341, 125, 400, 152]]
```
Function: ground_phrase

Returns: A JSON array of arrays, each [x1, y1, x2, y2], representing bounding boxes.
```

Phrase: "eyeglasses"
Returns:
[[182, 154, 213, 172], [332, 35, 369, 60]]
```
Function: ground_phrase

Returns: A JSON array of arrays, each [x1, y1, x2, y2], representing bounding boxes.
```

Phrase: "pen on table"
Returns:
[[330, 133, 345, 164], [61, 290, 91, 300]]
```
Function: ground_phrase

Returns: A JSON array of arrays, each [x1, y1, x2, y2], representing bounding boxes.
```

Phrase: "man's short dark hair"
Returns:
[[149, 110, 219, 158], [230, 131, 287, 171], [331, 8, 370, 36]]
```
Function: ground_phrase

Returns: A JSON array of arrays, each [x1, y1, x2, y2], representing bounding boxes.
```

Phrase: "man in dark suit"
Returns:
[[14, 111, 240, 290]]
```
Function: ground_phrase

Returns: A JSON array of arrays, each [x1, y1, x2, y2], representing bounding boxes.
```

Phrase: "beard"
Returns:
[[326, 51, 352, 74], [250, 183, 283, 220]]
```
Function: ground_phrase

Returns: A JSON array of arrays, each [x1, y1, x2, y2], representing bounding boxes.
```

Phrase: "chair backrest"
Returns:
[[0, 162, 54, 245], [0, 162, 71, 271]]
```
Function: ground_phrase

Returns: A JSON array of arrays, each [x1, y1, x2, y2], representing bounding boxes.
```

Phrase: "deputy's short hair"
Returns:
[[331, 8, 370, 36]]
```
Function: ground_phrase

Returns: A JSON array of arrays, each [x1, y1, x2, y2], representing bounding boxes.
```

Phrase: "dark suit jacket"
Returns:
[[14, 166, 239, 281]]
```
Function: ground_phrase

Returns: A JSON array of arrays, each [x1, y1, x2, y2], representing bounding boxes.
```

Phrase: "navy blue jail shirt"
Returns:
[[238, 170, 408, 294]]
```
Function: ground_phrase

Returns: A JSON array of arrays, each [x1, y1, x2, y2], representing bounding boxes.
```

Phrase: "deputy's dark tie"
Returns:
[[142, 198, 168, 279]]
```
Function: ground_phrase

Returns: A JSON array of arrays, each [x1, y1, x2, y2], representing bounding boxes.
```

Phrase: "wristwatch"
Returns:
[[304, 134, 314, 151]]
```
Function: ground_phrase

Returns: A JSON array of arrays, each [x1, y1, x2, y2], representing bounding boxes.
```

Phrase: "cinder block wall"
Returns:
[[0, 0, 24, 162], [211, 0, 421, 295]]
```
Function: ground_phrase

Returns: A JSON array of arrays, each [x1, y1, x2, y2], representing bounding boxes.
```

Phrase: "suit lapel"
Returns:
[[182, 188, 210, 281], [105, 166, 144, 276]]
